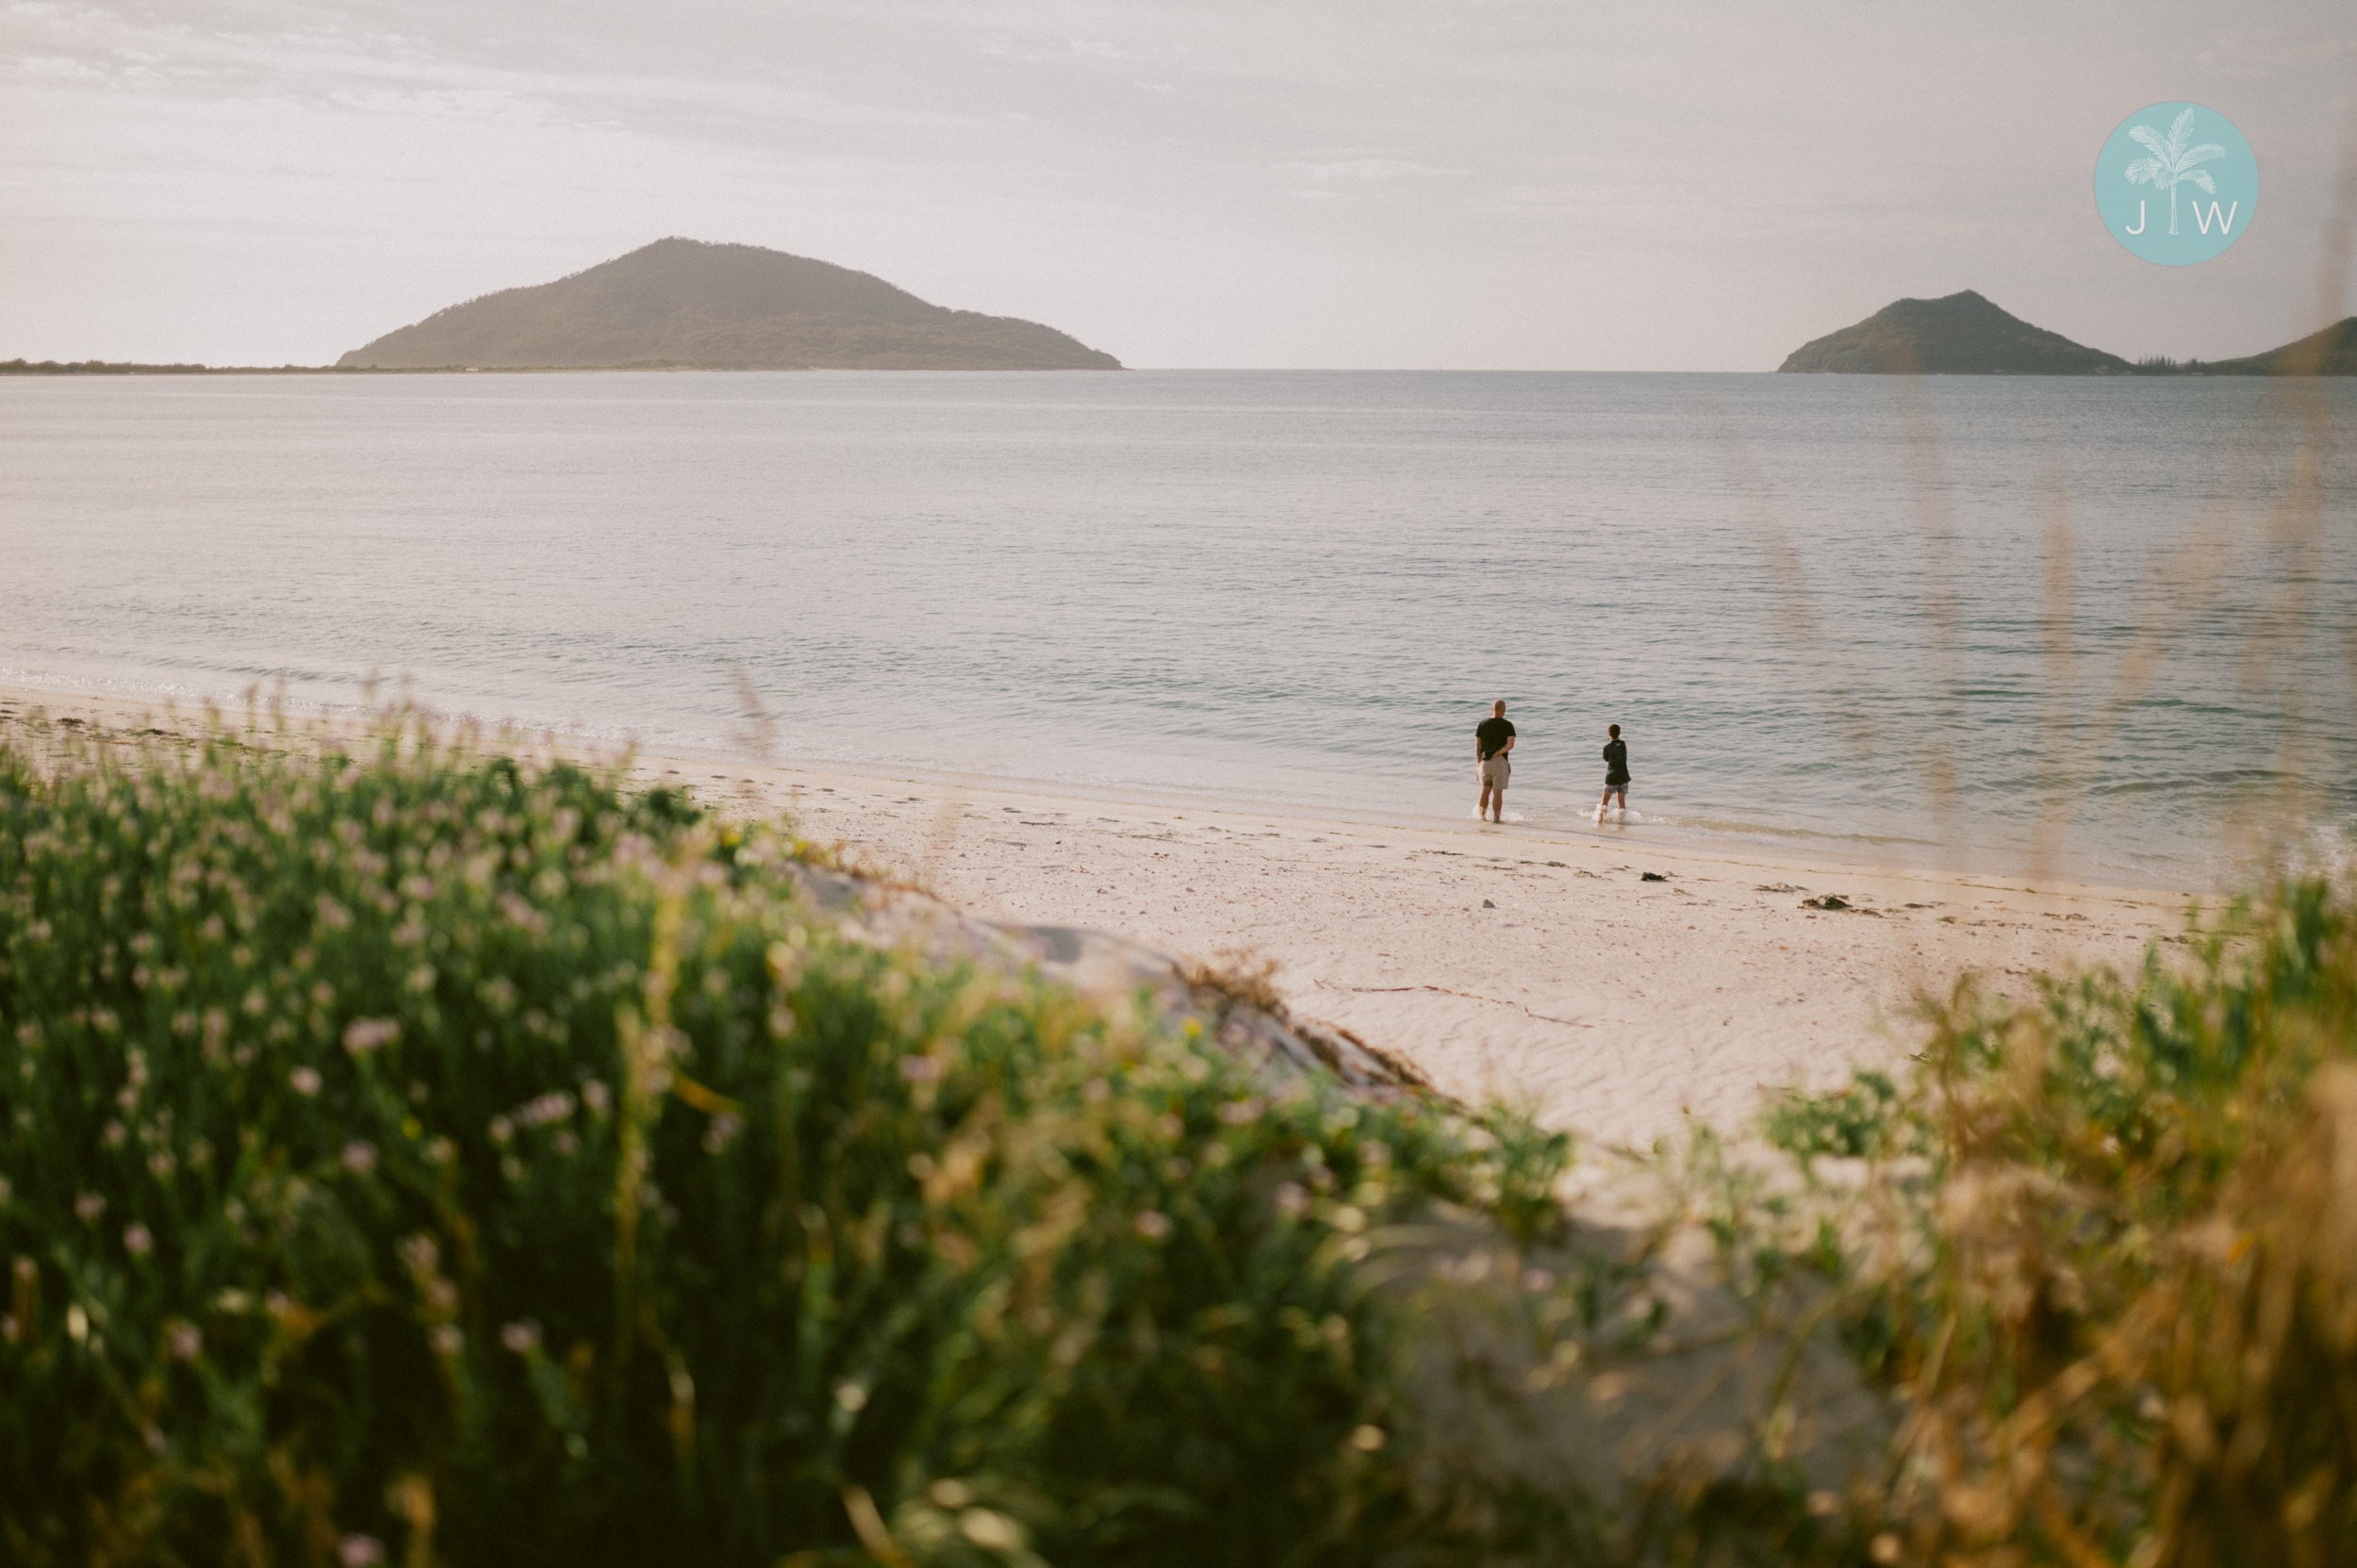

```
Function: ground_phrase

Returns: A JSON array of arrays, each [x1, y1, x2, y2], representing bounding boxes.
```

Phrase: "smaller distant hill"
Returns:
[[1779, 290, 2129, 374], [2199, 317, 2357, 376], [338, 239, 1121, 371]]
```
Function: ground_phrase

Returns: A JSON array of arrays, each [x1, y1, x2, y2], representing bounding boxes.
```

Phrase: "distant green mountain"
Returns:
[[337, 239, 1121, 371], [2198, 317, 2357, 376], [1779, 290, 2130, 374]]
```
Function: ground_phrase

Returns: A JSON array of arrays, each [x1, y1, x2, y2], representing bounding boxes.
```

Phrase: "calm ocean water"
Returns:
[[4, 371, 2351, 886]]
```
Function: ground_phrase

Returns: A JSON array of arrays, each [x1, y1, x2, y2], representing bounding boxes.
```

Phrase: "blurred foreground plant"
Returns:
[[0, 717, 1573, 1567], [1767, 880, 2357, 1565]]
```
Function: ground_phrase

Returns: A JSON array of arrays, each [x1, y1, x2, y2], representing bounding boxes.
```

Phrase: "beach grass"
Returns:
[[0, 715, 1578, 1567], [1752, 878, 2357, 1562], [8, 705, 2357, 1565]]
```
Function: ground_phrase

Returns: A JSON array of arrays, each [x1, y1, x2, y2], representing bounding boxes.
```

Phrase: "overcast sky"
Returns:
[[3, 0, 2350, 369]]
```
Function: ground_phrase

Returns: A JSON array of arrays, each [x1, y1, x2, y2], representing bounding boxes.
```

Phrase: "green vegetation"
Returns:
[[1776, 291, 2131, 375], [1756, 880, 2357, 1561], [336, 239, 1124, 371], [2199, 316, 2357, 376], [0, 719, 1566, 1566], [1776, 293, 2357, 375], [11, 713, 2353, 1564], [0, 360, 219, 376], [0, 362, 384, 376]]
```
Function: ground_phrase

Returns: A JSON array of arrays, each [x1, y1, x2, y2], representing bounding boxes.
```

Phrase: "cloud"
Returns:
[[2192, 27, 2357, 79], [1271, 155, 1467, 183], [1, 2, 995, 140], [2, 0, 2349, 367]]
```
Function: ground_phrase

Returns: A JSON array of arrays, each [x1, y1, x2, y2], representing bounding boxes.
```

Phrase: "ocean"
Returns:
[[4, 370, 2350, 887]]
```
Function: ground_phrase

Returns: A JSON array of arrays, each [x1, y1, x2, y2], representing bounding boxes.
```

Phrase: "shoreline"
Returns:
[[0, 362, 1135, 377], [0, 679, 2200, 1149], [0, 670, 2200, 898]]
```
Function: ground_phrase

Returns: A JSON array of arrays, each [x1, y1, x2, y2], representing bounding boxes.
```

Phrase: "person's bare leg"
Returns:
[[1491, 789, 1505, 824], [1478, 784, 1493, 818]]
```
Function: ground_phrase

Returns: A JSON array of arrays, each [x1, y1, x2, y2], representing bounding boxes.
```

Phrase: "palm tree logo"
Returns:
[[2123, 107, 2225, 237]]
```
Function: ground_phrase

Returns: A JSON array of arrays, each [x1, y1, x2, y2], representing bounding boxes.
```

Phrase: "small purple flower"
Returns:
[[74, 1193, 106, 1224], [123, 1223, 153, 1257], [338, 1535, 387, 1567], [169, 1322, 203, 1360], [500, 1320, 541, 1354], [340, 1142, 377, 1176], [289, 1066, 322, 1098], [1133, 1211, 1172, 1241]]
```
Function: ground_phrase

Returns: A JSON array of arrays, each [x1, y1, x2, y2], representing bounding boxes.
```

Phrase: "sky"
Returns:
[[3, 0, 2352, 370]]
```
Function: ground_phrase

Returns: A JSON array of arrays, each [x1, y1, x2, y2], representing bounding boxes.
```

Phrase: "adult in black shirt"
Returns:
[[1596, 723, 1631, 820], [1475, 701, 1516, 823]]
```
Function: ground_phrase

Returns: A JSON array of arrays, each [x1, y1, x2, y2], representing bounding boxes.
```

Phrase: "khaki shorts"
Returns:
[[1478, 754, 1510, 790]]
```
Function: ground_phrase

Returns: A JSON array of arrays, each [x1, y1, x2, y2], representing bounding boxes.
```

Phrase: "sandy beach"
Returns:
[[0, 682, 2197, 1149], [683, 758, 2191, 1148]]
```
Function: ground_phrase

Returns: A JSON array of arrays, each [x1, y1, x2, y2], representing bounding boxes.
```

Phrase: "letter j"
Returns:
[[2125, 201, 2147, 236]]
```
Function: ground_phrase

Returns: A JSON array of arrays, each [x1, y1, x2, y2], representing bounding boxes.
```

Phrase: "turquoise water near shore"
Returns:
[[3, 371, 2350, 885]]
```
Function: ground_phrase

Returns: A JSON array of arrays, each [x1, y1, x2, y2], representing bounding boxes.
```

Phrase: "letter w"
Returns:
[[2194, 200, 2239, 236]]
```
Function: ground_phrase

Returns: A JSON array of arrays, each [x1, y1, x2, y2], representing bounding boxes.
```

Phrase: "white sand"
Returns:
[[652, 754, 2190, 1150], [0, 683, 2195, 1149]]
